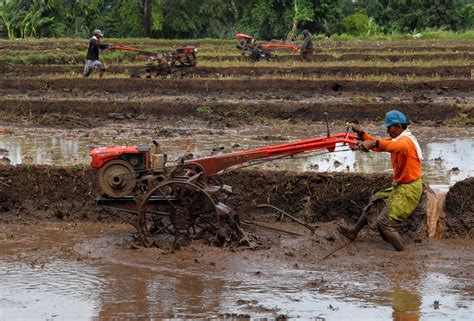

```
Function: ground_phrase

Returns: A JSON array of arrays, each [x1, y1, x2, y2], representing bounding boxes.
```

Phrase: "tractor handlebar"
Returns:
[[186, 133, 359, 177]]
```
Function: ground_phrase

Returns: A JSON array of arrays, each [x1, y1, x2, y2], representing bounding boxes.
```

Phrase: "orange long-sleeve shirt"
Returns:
[[362, 133, 422, 183]]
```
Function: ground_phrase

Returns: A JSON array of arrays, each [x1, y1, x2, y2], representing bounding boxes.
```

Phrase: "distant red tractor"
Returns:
[[107, 45, 197, 78], [236, 34, 299, 61]]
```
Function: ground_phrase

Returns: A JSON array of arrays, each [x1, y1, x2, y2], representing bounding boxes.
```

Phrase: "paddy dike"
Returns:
[[0, 98, 471, 128], [0, 165, 471, 240], [1, 78, 472, 96], [1, 64, 473, 78]]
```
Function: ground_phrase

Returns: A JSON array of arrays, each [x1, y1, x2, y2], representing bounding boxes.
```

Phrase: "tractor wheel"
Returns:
[[138, 180, 220, 248], [186, 53, 197, 66], [238, 38, 248, 49]]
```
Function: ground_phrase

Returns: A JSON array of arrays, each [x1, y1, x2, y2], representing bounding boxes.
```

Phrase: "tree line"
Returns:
[[0, 0, 473, 40]]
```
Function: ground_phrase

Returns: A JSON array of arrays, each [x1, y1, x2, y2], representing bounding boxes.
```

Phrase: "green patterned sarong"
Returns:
[[374, 178, 423, 222]]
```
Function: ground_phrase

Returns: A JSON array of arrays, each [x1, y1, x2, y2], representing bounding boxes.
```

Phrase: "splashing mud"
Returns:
[[426, 190, 446, 238]]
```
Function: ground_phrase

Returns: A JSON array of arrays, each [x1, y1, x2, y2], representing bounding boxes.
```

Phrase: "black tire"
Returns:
[[238, 38, 248, 49]]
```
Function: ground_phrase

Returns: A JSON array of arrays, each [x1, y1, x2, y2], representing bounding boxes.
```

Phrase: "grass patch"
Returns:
[[197, 105, 213, 115]]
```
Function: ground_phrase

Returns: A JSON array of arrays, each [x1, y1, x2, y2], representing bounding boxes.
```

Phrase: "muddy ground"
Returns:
[[2, 64, 473, 78], [444, 177, 474, 238], [0, 221, 472, 319], [0, 165, 470, 240], [0, 166, 472, 318], [0, 38, 473, 318], [1, 99, 470, 128], [1, 78, 473, 94]]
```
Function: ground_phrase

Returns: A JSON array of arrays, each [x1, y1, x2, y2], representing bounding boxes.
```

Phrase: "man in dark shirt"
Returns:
[[300, 29, 314, 61], [83, 29, 110, 77]]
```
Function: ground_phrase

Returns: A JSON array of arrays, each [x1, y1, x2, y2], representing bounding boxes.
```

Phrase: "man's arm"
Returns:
[[362, 137, 409, 153], [90, 38, 100, 47], [90, 38, 109, 50], [378, 138, 409, 153]]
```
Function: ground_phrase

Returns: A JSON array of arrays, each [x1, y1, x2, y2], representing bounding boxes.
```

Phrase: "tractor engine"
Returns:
[[90, 142, 167, 198]]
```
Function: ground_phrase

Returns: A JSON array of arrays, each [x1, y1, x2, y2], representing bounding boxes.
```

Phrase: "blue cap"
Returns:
[[384, 110, 407, 127]]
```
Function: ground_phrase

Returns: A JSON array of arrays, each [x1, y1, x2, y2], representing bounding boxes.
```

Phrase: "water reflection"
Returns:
[[1, 248, 473, 319], [0, 260, 101, 320], [391, 289, 421, 321], [0, 126, 472, 191]]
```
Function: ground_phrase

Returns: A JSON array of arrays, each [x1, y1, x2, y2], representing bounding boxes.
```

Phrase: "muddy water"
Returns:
[[0, 123, 472, 191], [0, 223, 473, 320]]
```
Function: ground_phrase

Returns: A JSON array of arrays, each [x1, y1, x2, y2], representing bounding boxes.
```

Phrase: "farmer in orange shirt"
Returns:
[[338, 110, 423, 251]]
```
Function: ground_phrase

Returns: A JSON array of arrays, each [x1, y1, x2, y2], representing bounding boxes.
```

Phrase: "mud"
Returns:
[[0, 221, 473, 319], [444, 177, 474, 239], [0, 37, 473, 319], [203, 52, 474, 62], [1, 98, 470, 128], [0, 165, 469, 241], [2, 64, 472, 78], [1, 78, 472, 96]]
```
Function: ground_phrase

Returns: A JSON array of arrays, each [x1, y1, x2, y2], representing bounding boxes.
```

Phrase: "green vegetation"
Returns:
[[234, 106, 249, 118], [0, 0, 472, 40], [197, 105, 213, 115]]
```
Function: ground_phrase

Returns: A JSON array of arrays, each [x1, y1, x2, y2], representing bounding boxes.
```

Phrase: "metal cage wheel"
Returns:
[[137, 180, 219, 247]]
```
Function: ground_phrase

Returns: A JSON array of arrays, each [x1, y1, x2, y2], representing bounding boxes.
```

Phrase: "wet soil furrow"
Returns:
[[2, 65, 472, 78], [2, 52, 473, 65], [0, 99, 468, 126], [0, 165, 470, 238], [202, 52, 474, 62], [1, 78, 472, 95]]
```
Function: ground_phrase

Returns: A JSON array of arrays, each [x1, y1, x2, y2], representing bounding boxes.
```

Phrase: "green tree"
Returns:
[[423, 0, 461, 30], [162, 0, 203, 38], [250, 0, 293, 38], [62, 0, 104, 37], [0, 0, 28, 39], [288, 0, 314, 40], [307, 0, 343, 35], [20, 0, 58, 37], [150, 0, 164, 35], [458, 3, 474, 29], [199, 0, 237, 37], [342, 10, 379, 35]]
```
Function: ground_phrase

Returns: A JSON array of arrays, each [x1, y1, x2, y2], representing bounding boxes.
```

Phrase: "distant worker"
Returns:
[[300, 29, 314, 61], [83, 29, 110, 78], [338, 110, 423, 251]]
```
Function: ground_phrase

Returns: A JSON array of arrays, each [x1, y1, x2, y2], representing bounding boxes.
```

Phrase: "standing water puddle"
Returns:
[[0, 124, 472, 191], [0, 224, 473, 320]]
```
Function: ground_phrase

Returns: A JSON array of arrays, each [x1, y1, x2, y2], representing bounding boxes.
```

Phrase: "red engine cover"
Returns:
[[90, 146, 142, 169], [236, 33, 254, 41]]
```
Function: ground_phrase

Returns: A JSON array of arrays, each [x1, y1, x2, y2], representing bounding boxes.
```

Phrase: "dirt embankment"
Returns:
[[0, 98, 470, 128], [444, 177, 474, 238], [0, 78, 472, 95], [2, 64, 472, 78], [322, 45, 474, 52], [0, 165, 469, 239], [200, 52, 474, 62], [195, 66, 473, 78]]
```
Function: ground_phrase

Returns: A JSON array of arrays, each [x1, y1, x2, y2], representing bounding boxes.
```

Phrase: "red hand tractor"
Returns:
[[90, 118, 359, 247]]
